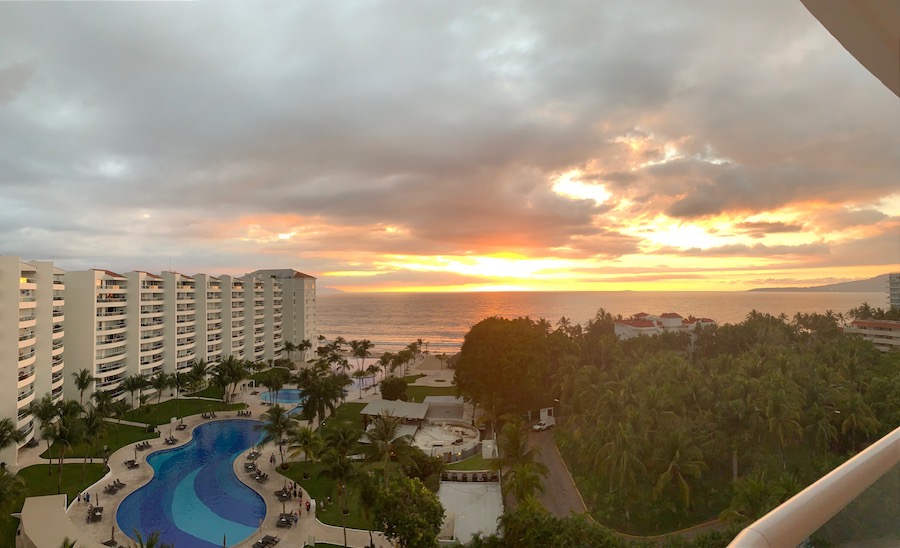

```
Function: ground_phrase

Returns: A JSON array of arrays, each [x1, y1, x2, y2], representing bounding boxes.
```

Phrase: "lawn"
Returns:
[[184, 386, 223, 399], [405, 385, 457, 403], [125, 398, 246, 426], [0, 463, 107, 547], [445, 454, 495, 471], [277, 462, 376, 532], [41, 422, 158, 459], [323, 402, 367, 430], [401, 374, 425, 383]]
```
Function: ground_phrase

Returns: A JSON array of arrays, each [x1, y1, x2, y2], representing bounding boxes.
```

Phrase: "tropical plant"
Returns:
[[373, 476, 444, 548], [319, 446, 357, 546], [30, 393, 59, 475], [81, 408, 106, 481], [0, 416, 26, 454], [503, 462, 546, 504], [362, 412, 417, 483], [129, 529, 174, 548], [286, 425, 321, 464], [45, 412, 83, 493], [71, 368, 94, 408], [150, 372, 170, 405], [259, 404, 294, 469]]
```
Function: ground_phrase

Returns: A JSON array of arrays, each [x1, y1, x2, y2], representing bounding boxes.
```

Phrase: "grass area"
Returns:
[[401, 374, 425, 383], [277, 461, 376, 532], [405, 385, 457, 403], [0, 463, 107, 547], [445, 454, 495, 471], [185, 386, 223, 399], [41, 422, 158, 459], [251, 367, 292, 383], [324, 402, 366, 429], [125, 398, 246, 426]]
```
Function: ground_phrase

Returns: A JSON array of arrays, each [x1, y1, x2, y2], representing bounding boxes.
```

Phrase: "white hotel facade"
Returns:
[[0, 257, 316, 466]]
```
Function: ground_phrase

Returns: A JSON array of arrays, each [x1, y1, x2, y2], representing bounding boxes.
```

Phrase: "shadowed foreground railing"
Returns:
[[729, 425, 900, 547]]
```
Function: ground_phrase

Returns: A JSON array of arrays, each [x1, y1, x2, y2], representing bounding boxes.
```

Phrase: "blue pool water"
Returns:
[[117, 420, 266, 548], [260, 388, 306, 404]]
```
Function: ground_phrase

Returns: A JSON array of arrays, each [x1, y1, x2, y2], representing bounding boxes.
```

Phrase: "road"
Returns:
[[527, 429, 589, 518]]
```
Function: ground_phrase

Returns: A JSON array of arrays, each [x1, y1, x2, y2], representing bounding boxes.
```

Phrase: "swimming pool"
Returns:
[[117, 420, 266, 548], [260, 388, 306, 404]]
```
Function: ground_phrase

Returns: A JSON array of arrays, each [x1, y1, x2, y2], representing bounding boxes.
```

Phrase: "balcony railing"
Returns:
[[730, 426, 900, 547]]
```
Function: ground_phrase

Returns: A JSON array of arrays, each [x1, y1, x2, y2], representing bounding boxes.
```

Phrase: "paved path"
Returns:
[[527, 429, 589, 518]]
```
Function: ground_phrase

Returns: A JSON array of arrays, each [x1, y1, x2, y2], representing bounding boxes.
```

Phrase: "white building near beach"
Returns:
[[613, 312, 716, 340]]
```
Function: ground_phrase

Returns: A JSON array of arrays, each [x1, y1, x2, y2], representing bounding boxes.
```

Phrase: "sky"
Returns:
[[1, 1, 898, 292]]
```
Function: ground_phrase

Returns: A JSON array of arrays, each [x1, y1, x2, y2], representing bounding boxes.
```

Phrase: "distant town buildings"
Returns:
[[0, 256, 316, 466], [613, 312, 716, 340]]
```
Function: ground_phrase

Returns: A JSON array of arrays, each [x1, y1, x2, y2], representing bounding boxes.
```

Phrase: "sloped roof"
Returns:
[[660, 312, 683, 318], [361, 400, 429, 420]]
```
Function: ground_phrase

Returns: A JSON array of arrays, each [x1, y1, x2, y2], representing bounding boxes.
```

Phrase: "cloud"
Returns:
[[0, 1, 897, 288]]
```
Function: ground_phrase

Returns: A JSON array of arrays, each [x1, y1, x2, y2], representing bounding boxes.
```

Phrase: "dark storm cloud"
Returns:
[[734, 221, 805, 238], [0, 0, 897, 280]]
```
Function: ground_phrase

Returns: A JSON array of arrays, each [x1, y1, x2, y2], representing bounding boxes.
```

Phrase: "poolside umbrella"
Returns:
[[223, 533, 226, 547], [111, 524, 115, 543]]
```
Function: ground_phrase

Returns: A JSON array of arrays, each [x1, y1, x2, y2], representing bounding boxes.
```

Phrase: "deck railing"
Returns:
[[729, 426, 900, 547]]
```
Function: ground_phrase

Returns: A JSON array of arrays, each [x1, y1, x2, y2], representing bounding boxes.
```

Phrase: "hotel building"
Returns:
[[0, 257, 65, 466], [246, 269, 317, 362], [63, 270, 290, 404], [889, 272, 899, 310]]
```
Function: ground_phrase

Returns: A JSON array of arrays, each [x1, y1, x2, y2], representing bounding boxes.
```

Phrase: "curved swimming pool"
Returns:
[[117, 420, 266, 548], [260, 388, 306, 404]]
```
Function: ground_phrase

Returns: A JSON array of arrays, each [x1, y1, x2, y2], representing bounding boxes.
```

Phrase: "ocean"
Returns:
[[317, 291, 886, 355]]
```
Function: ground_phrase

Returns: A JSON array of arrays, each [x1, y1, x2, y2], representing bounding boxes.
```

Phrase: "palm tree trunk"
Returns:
[[46, 440, 53, 475]]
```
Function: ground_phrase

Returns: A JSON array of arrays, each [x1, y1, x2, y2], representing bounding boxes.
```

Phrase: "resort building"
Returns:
[[889, 272, 900, 310], [843, 319, 900, 352], [246, 269, 317, 361], [64, 269, 130, 401], [613, 312, 716, 340], [0, 257, 65, 466], [62, 269, 293, 403]]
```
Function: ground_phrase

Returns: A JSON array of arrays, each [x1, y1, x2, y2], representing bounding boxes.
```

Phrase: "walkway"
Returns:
[[527, 429, 589, 518]]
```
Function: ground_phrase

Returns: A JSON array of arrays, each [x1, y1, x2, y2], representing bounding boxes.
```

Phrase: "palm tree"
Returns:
[[81, 408, 106, 481], [58, 538, 78, 548], [189, 358, 212, 391], [129, 530, 173, 548], [297, 339, 313, 364], [352, 369, 368, 399], [122, 375, 145, 410], [170, 372, 187, 418], [503, 462, 546, 504], [260, 374, 284, 403], [110, 399, 132, 444], [30, 394, 60, 475], [377, 352, 394, 379], [283, 340, 297, 366], [91, 389, 115, 419], [0, 469, 24, 523], [350, 339, 374, 371], [287, 425, 321, 464], [0, 416, 26, 454], [259, 404, 294, 469], [46, 412, 83, 494], [216, 355, 249, 403], [365, 363, 381, 387], [301, 372, 347, 426], [319, 447, 356, 546], [71, 368, 95, 408], [651, 430, 707, 513], [150, 372, 170, 404], [362, 412, 416, 483]]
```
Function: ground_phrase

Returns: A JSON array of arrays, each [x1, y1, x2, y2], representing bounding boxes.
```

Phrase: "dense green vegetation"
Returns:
[[454, 308, 900, 536], [406, 385, 457, 403]]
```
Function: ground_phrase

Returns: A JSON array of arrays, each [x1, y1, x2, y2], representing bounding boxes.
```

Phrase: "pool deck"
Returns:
[[14, 386, 392, 548], [13, 360, 458, 548]]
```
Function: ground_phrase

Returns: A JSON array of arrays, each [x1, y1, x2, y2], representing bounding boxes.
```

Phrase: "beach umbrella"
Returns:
[[223, 533, 226, 547], [111, 524, 115, 543]]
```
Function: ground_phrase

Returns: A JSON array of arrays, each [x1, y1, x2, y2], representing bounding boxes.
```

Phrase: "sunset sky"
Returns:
[[1, 1, 898, 292]]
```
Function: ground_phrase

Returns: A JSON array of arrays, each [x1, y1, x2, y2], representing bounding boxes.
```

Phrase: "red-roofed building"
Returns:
[[844, 319, 900, 352], [614, 312, 716, 340]]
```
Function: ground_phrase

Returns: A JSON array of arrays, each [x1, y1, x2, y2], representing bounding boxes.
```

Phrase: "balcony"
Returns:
[[730, 426, 900, 547]]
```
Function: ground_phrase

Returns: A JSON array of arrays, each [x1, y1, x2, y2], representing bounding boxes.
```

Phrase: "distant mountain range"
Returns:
[[749, 274, 890, 293], [318, 286, 345, 295]]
